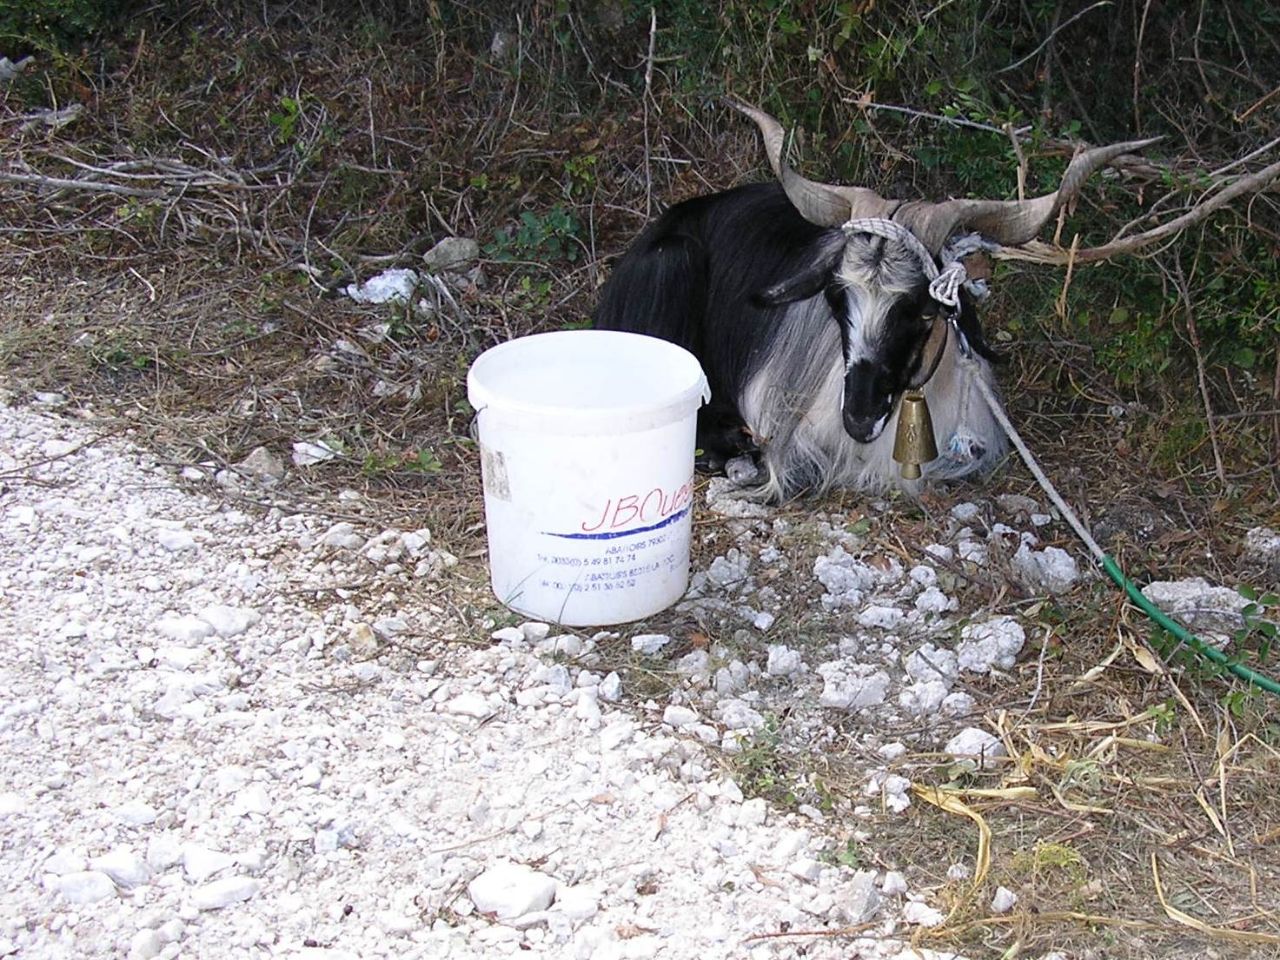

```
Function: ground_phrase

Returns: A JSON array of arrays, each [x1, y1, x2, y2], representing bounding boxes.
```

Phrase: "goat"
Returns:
[[594, 99, 1154, 502]]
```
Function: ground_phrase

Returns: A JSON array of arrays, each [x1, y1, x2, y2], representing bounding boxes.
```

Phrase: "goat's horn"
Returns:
[[725, 97, 894, 227], [901, 137, 1163, 253]]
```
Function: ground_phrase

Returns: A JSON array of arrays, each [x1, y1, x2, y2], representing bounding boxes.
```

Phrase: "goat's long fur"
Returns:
[[595, 182, 1006, 501]]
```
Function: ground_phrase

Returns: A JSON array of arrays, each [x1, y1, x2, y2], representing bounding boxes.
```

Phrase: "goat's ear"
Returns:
[[954, 296, 1005, 363], [753, 234, 846, 306]]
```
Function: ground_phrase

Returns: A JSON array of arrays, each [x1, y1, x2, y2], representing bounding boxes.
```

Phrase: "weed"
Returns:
[[1149, 699, 1178, 735], [1236, 587, 1280, 660], [729, 717, 798, 808], [1010, 840, 1087, 888], [94, 338, 153, 371], [821, 836, 865, 869], [269, 95, 304, 145], [563, 154, 598, 198], [484, 207, 582, 264], [362, 448, 443, 478]]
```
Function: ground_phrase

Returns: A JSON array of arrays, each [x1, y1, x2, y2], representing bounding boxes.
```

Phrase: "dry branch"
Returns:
[[994, 157, 1280, 265]]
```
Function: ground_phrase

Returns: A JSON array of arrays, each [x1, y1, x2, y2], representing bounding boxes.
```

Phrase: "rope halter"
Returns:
[[841, 217, 997, 363]]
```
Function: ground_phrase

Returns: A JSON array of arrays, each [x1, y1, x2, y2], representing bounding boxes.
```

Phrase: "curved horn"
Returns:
[[725, 97, 896, 227], [899, 137, 1163, 253]]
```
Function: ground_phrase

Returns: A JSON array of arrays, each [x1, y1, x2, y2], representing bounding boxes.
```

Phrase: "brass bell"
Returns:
[[893, 390, 939, 479]]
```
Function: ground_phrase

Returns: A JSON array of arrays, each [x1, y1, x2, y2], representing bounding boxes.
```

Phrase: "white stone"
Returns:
[[857, 605, 904, 629], [898, 680, 949, 716], [631, 633, 671, 655], [467, 863, 557, 919], [89, 847, 151, 888], [191, 876, 260, 910], [292, 440, 337, 466], [344, 268, 419, 304], [816, 665, 890, 709], [45, 849, 87, 875], [598, 672, 622, 702], [765, 644, 803, 677], [128, 928, 166, 960], [951, 502, 980, 522], [752, 611, 776, 632], [55, 871, 116, 904], [956, 616, 1026, 673], [941, 691, 977, 717], [197, 604, 260, 638], [554, 884, 600, 922], [147, 834, 183, 872], [521, 621, 551, 642], [321, 522, 366, 551], [881, 871, 908, 895], [553, 634, 584, 657], [788, 858, 822, 882], [915, 586, 956, 614], [115, 801, 159, 825], [153, 615, 214, 643], [944, 728, 1006, 772], [443, 692, 495, 719], [237, 446, 285, 483], [1012, 544, 1080, 595], [663, 705, 698, 728], [1141, 577, 1252, 635], [878, 742, 907, 761], [991, 886, 1018, 913], [182, 845, 235, 883], [155, 529, 197, 552], [902, 900, 945, 927], [234, 784, 272, 816], [716, 699, 765, 732], [905, 644, 958, 683], [1244, 526, 1280, 564], [947, 862, 972, 881], [491, 627, 525, 645], [739, 798, 767, 826]]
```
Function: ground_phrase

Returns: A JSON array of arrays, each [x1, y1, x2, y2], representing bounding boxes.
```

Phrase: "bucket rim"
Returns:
[[467, 330, 710, 425]]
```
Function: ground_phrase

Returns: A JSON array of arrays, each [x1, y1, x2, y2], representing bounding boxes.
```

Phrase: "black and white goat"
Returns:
[[595, 99, 1152, 501]]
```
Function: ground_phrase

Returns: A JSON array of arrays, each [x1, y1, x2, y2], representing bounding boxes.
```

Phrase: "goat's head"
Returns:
[[730, 98, 1157, 444]]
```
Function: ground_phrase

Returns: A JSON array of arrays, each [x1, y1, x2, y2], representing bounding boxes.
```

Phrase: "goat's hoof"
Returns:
[[724, 454, 761, 486]]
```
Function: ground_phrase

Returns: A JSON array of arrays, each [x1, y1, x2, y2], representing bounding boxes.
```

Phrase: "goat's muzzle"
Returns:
[[841, 360, 896, 442]]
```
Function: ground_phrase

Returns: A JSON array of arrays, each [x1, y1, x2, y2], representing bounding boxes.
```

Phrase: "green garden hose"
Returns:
[[968, 375, 1280, 699]]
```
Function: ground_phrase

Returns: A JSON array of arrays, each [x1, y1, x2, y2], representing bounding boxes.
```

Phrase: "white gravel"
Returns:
[[0, 403, 965, 960]]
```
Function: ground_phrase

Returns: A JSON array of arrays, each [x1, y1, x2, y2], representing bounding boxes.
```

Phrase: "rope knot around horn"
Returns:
[[842, 217, 995, 308]]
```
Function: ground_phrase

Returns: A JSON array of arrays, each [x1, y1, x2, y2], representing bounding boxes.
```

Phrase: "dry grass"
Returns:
[[3, 5, 1280, 957]]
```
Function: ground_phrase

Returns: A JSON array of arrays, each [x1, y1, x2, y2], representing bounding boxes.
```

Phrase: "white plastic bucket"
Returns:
[[467, 330, 710, 626]]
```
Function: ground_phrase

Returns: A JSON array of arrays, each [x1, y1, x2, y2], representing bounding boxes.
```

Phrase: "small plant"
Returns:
[[484, 206, 582, 263], [94, 338, 153, 371], [1235, 585, 1279, 663], [563, 153, 598, 197], [821, 837, 865, 869], [361, 448, 443, 477], [1149, 699, 1178, 735], [730, 717, 798, 808], [269, 95, 304, 145]]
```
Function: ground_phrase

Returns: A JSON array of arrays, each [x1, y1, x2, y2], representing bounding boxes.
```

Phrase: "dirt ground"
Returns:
[[4, 4, 1280, 956]]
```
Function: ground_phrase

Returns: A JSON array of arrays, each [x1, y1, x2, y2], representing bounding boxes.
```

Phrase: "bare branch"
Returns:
[[0, 171, 165, 198], [996, 1, 1113, 75], [994, 158, 1280, 265]]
